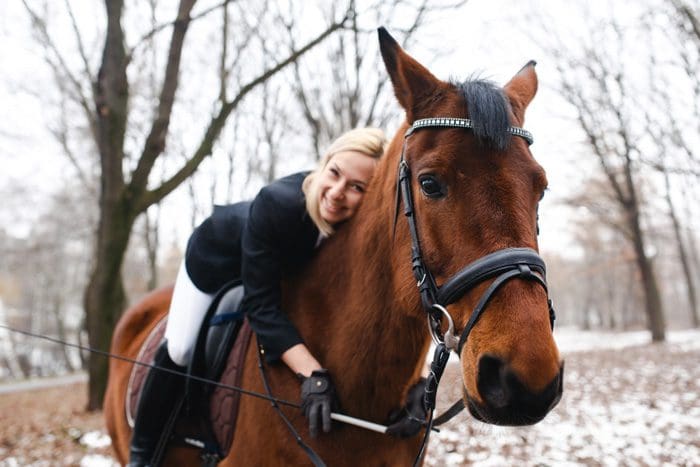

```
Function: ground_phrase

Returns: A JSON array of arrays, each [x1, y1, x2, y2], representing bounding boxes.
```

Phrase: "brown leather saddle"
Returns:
[[126, 281, 253, 462]]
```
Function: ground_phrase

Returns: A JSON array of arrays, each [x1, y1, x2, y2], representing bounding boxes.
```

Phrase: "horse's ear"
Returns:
[[504, 61, 538, 116], [378, 27, 441, 122]]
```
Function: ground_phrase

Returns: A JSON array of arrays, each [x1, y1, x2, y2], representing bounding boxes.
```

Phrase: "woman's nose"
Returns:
[[329, 181, 345, 199]]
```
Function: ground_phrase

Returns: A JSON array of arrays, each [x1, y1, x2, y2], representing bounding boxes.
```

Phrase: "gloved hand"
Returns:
[[386, 377, 428, 438], [299, 369, 339, 437]]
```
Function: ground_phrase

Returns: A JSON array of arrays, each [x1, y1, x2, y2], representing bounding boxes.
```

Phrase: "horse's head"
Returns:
[[379, 28, 562, 426]]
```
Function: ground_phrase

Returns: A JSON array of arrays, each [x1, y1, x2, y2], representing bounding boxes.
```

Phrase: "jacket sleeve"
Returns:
[[241, 187, 304, 363]]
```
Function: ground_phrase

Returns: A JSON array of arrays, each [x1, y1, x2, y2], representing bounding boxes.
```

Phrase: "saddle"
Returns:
[[126, 281, 253, 463]]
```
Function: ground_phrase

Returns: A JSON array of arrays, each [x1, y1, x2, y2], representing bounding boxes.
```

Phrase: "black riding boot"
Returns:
[[127, 340, 185, 467]]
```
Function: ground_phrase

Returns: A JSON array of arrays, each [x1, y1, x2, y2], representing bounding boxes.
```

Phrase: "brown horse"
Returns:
[[104, 28, 563, 466]]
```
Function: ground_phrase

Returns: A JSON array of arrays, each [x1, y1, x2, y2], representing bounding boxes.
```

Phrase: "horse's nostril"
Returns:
[[477, 354, 511, 409]]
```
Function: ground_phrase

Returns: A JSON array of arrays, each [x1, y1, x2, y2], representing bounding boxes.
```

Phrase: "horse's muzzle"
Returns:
[[466, 355, 564, 426]]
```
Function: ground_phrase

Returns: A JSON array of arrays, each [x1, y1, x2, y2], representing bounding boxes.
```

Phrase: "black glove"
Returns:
[[299, 369, 339, 437], [386, 377, 429, 438]]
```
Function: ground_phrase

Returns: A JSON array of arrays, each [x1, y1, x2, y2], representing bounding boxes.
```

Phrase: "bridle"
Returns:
[[394, 117, 556, 465]]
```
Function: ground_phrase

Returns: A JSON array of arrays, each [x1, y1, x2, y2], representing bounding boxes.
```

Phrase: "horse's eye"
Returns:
[[419, 175, 445, 198]]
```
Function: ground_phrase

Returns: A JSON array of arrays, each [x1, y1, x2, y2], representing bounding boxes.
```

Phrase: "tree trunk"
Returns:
[[665, 174, 699, 327], [84, 207, 133, 409], [627, 205, 666, 341], [85, 0, 130, 410]]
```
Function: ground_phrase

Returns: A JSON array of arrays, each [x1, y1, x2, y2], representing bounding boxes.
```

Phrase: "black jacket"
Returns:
[[185, 172, 319, 362]]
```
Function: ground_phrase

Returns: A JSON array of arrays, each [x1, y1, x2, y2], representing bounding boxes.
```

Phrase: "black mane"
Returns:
[[455, 79, 512, 151]]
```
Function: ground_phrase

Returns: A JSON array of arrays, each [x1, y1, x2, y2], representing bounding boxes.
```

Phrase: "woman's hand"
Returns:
[[299, 369, 339, 437]]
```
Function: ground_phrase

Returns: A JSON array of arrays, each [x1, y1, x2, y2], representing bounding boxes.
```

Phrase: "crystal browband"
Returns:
[[405, 117, 534, 145]]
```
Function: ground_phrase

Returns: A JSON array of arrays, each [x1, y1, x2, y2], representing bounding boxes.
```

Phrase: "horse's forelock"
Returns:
[[455, 78, 512, 152]]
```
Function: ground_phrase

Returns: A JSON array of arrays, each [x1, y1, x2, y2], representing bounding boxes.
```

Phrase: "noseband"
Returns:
[[395, 117, 556, 465]]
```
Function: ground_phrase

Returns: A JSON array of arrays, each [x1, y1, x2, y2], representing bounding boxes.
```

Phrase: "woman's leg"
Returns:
[[128, 261, 214, 466], [164, 261, 216, 366], [127, 341, 182, 467]]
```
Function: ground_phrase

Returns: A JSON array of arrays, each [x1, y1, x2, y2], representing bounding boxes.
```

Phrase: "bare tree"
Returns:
[[564, 179, 646, 331], [533, 9, 667, 340], [639, 5, 700, 328], [0, 184, 94, 377], [284, 0, 468, 157], [671, 0, 700, 49], [23, 0, 351, 409]]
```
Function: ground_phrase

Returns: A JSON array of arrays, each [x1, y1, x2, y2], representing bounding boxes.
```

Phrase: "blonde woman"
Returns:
[[128, 128, 397, 466]]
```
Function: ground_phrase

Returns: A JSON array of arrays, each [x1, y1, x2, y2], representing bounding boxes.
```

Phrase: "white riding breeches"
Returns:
[[164, 260, 215, 366]]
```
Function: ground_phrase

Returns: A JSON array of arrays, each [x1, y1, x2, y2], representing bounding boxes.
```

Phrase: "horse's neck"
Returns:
[[287, 157, 429, 419]]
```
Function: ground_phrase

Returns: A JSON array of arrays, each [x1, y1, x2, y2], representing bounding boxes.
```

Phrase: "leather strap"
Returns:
[[433, 399, 465, 426], [256, 340, 326, 467], [437, 248, 546, 305]]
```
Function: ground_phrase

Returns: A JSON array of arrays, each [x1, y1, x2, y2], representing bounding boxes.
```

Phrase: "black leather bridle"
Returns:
[[394, 117, 556, 465]]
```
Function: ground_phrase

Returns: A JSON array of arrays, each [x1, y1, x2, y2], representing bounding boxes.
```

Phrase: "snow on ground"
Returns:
[[553, 326, 700, 354], [426, 328, 700, 467], [71, 328, 699, 466]]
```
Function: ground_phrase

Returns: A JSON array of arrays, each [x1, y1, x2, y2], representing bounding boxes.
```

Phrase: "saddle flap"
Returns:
[[126, 316, 168, 428]]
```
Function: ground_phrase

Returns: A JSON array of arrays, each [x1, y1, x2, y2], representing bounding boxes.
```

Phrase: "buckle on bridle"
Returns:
[[427, 304, 459, 352]]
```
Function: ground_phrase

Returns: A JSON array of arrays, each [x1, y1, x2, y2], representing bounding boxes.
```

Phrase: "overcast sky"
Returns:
[[0, 0, 662, 256]]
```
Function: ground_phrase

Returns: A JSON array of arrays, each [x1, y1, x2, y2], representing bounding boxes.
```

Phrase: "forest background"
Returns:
[[0, 0, 698, 411]]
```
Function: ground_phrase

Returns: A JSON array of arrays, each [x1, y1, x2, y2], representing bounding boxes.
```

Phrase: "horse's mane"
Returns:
[[453, 77, 512, 151]]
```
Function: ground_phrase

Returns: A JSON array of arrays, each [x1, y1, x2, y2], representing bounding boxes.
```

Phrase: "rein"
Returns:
[[394, 117, 556, 466]]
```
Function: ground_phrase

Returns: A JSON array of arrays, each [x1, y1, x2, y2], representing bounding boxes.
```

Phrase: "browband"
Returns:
[[406, 117, 534, 145]]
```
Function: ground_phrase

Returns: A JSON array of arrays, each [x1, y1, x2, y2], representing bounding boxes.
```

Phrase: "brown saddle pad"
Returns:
[[125, 316, 253, 457], [208, 319, 253, 454], [126, 315, 168, 427]]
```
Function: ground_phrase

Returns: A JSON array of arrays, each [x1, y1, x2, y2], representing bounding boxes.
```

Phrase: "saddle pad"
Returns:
[[126, 315, 168, 427], [209, 319, 253, 456]]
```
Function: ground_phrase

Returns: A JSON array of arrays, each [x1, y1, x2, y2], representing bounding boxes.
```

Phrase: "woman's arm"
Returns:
[[281, 344, 323, 377], [241, 183, 311, 364]]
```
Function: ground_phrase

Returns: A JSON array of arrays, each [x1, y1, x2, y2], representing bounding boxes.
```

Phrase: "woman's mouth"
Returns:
[[322, 196, 344, 214]]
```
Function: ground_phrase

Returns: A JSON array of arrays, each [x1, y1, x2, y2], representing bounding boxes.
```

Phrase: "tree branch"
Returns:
[[673, 0, 700, 49], [129, 0, 197, 197], [137, 13, 350, 210], [63, 0, 95, 85], [126, 0, 232, 61], [21, 0, 98, 143]]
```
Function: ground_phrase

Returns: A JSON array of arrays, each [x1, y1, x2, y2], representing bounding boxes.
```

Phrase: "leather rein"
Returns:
[[394, 118, 556, 465]]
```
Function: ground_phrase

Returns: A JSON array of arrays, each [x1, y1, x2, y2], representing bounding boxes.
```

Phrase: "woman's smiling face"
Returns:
[[317, 150, 377, 225]]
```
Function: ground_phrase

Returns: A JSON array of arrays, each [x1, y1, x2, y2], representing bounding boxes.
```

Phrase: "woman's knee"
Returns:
[[166, 340, 192, 367]]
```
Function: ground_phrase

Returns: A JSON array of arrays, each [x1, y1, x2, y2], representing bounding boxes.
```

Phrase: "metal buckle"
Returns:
[[427, 304, 459, 352]]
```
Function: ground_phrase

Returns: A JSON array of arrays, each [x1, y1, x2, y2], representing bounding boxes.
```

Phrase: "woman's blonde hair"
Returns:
[[303, 127, 387, 236]]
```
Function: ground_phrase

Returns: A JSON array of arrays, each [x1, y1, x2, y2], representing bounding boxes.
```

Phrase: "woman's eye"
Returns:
[[419, 176, 445, 198]]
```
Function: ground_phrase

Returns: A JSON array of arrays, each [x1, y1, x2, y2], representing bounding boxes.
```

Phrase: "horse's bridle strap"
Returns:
[[456, 262, 548, 355], [406, 117, 534, 145], [437, 248, 546, 305]]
